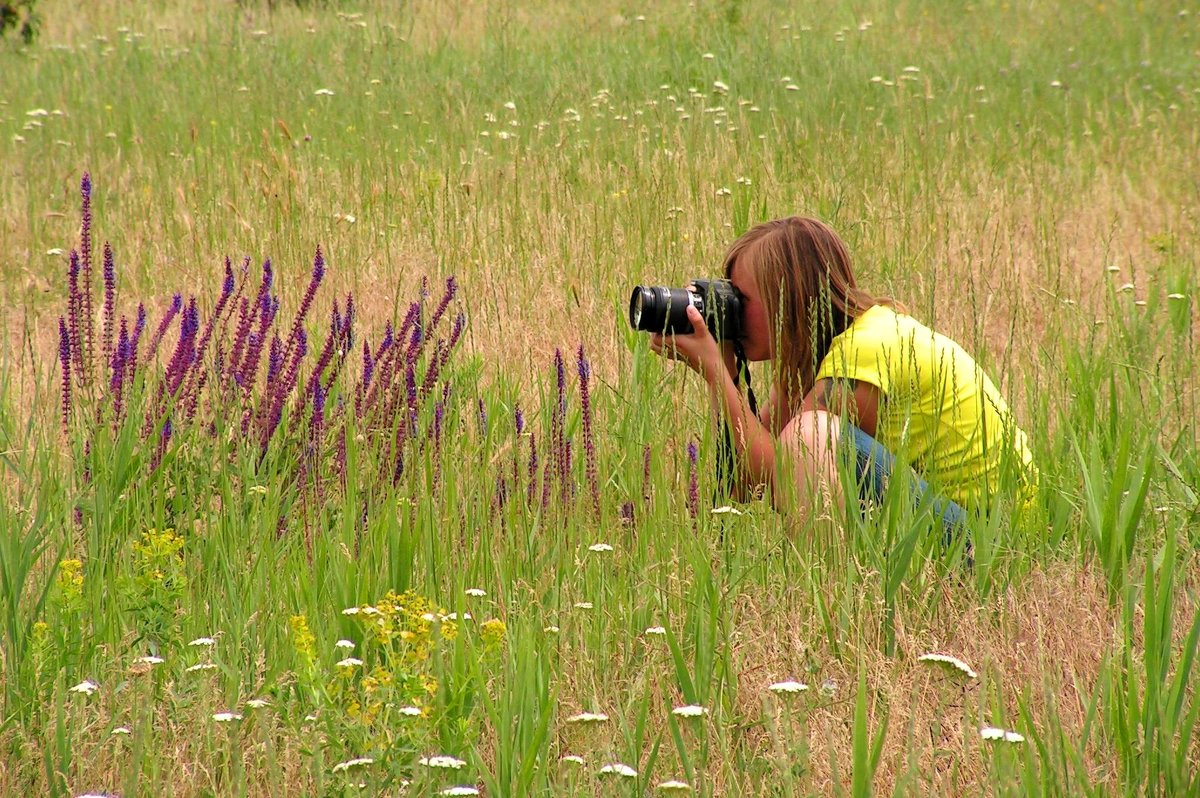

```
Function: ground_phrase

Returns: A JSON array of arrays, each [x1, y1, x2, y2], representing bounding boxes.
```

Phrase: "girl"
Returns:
[[651, 216, 1036, 527]]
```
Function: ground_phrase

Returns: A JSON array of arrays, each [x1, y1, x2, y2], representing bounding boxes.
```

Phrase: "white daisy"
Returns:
[[918, 653, 978, 679]]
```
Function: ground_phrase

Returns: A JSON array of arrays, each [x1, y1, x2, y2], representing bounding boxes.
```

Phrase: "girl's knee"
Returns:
[[780, 410, 842, 456]]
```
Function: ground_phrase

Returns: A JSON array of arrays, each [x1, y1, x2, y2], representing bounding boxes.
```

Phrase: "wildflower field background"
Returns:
[[1, 1, 1198, 795]]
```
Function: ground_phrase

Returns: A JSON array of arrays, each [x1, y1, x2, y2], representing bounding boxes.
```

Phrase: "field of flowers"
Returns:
[[0, 1, 1197, 796]]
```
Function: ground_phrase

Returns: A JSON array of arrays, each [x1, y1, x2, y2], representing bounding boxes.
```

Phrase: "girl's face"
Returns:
[[729, 261, 773, 362]]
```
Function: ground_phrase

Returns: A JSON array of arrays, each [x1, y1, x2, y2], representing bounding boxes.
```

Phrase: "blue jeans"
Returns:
[[838, 423, 969, 536]]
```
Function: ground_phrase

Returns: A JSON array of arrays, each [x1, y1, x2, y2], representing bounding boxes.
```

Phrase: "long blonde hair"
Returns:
[[723, 217, 895, 405]]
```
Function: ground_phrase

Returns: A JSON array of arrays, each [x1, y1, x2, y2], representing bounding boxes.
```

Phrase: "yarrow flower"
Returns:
[[420, 755, 467, 769], [440, 788, 480, 797], [465, 588, 487, 597], [246, 698, 270, 709], [399, 706, 423, 716], [588, 543, 614, 553], [645, 626, 667, 636], [566, 711, 609, 723], [918, 653, 978, 679], [331, 757, 374, 773], [135, 655, 165, 666], [212, 712, 243, 722], [768, 680, 809, 694], [980, 727, 1025, 743], [599, 763, 638, 778], [111, 726, 131, 735], [672, 704, 707, 718], [658, 780, 692, 791], [560, 755, 585, 765], [188, 637, 216, 647], [711, 505, 743, 515], [186, 662, 217, 673], [336, 657, 364, 668], [335, 639, 356, 650], [70, 680, 99, 695], [573, 602, 593, 610]]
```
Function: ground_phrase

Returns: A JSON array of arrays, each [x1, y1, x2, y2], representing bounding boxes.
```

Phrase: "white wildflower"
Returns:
[[644, 626, 667, 636], [1167, 293, 1187, 300], [314, 88, 335, 96], [246, 698, 270, 709], [212, 712, 242, 722], [440, 788, 480, 797], [712, 80, 729, 94], [332, 757, 374, 773], [820, 677, 838, 696], [336, 657, 363, 668], [465, 588, 487, 597], [420, 755, 467, 769], [544, 625, 560, 633], [658, 781, 692, 791], [672, 704, 707, 717], [980, 726, 1025, 743], [599, 763, 638, 778], [588, 543, 614, 553], [341, 606, 361, 615], [573, 602, 593, 610], [111, 726, 131, 735], [503, 101, 517, 110], [186, 662, 217, 673], [136, 655, 165, 666], [189, 637, 216, 647], [701, 52, 715, 60], [918, 653, 978, 679], [47, 248, 66, 256], [566, 711, 609, 723], [335, 639, 356, 650], [711, 505, 743, 515], [561, 755, 585, 765], [768, 680, 809, 694], [69, 680, 99, 696], [399, 706, 423, 716]]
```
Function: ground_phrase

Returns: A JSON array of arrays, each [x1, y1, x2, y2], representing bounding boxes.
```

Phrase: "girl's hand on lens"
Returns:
[[649, 304, 726, 383]]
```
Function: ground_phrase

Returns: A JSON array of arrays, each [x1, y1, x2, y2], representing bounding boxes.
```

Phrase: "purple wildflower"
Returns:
[[447, 311, 466, 351], [477, 398, 488, 437], [619, 501, 635, 526], [428, 276, 457, 336], [146, 293, 183, 363], [432, 400, 445, 493], [80, 174, 94, 378], [514, 405, 525, 436], [527, 432, 539, 505], [67, 250, 82, 379], [58, 317, 71, 431], [128, 302, 146, 378], [686, 439, 699, 518], [577, 344, 599, 517], [102, 242, 116, 364], [111, 317, 130, 423], [283, 247, 325, 364]]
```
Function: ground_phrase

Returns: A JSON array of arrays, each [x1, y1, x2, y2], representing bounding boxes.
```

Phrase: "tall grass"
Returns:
[[0, 1, 1197, 795]]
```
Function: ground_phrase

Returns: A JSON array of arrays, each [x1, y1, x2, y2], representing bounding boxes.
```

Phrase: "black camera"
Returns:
[[628, 279, 744, 341]]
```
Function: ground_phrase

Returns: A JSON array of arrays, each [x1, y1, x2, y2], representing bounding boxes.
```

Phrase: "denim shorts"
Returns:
[[838, 422, 969, 535]]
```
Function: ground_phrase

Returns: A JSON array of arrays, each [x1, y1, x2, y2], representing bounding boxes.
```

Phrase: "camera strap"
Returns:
[[716, 340, 757, 498]]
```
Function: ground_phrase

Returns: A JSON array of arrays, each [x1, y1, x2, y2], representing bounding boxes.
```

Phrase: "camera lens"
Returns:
[[629, 286, 693, 334]]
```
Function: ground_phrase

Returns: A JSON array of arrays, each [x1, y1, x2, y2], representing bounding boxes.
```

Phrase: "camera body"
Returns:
[[628, 279, 745, 341]]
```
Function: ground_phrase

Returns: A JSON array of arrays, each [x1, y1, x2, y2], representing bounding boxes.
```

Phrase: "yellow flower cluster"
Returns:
[[131, 528, 188, 589], [290, 614, 317, 667], [56, 559, 84, 603]]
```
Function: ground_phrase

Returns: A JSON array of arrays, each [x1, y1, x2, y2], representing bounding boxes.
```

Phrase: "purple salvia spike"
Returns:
[[577, 344, 599, 517], [427, 276, 457, 337], [58, 317, 72, 432], [342, 292, 355, 352], [80, 174, 94, 382], [377, 320, 394, 361], [431, 400, 445, 494], [146, 293, 183, 363], [102, 242, 116, 365], [129, 302, 146, 372], [67, 250, 83, 380], [362, 340, 374, 389], [282, 247, 326, 366], [527, 432, 539, 505], [686, 439, 699, 518], [447, 311, 466, 351], [405, 361, 418, 436], [265, 333, 283, 387], [150, 417, 173, 471], [477, 398, 488, 437], [419, 340, 445, 397], [552, 348, 567, 501], [395, 302, 419, 351], [111, 317, 130, 424], [642, 444, 652, 501], [227, 296, 252, 378], [514, 405, 525, 436]]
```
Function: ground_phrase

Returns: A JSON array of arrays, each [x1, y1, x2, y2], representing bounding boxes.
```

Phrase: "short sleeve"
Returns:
[[815, 308, 894, 396]]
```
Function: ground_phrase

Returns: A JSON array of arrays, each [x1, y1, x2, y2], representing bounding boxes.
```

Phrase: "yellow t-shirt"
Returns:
[[814, 304, 1036, 511]]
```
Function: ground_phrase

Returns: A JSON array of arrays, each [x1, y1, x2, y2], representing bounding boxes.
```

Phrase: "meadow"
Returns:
[[0, 1, 1198, 795]]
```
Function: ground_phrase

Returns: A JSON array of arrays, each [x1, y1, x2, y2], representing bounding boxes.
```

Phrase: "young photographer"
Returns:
[[647, 216, 1037, 529]]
